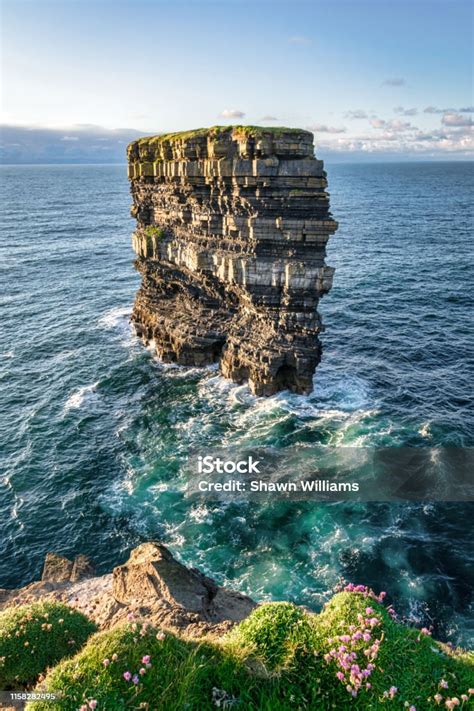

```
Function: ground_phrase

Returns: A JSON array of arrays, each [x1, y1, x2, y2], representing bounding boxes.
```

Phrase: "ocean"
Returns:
[[1, 162, 473, 647]]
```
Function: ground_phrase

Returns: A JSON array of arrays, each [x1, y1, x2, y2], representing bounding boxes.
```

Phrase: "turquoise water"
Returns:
[[1, 163, 473, 646]]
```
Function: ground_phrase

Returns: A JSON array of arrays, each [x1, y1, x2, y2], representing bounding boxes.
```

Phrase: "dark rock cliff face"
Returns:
[[127, 126, 338, 395]]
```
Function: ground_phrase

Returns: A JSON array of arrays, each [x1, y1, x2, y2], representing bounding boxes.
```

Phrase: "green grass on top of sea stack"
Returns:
[[25, 587, 474, 711], [133, 124, 310, 145]]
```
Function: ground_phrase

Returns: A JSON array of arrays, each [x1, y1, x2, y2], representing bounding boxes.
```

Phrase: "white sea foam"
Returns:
[[98, 306, 131, 329], [161, 362, 219, 378], [162, 525, 186, 548], [97, 306, 141, 349], [230, 384, 256, 405], [64, 381, 100, 412], [188, 504, 213, 524], [418, 421, 431, 438]]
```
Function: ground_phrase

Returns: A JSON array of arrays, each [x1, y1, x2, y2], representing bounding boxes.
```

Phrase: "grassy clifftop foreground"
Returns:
[[1, 588, 473, 710]]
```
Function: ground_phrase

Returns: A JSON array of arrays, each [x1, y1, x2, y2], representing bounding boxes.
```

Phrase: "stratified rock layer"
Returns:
[[127, 126, 338, 395]]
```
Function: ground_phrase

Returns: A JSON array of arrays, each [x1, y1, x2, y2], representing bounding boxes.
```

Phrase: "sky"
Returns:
[[1, 0, 472, 162]]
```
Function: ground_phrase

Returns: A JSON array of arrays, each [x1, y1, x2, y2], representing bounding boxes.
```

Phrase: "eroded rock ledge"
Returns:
[[0, 543, 256, 637], [127, 126, 338, 395]]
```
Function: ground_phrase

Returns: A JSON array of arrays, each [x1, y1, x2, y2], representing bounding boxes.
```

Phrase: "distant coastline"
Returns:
[[2, 124, 473, 165]]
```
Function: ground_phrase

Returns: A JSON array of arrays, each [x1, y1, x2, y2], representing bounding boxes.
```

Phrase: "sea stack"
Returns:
[[127, 126, 338, 395]]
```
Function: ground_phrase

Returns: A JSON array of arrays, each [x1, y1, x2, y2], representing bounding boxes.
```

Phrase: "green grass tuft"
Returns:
[[231, 601, 313, 671], [143, 225, 166, 242], [0, 601, 97, 687]]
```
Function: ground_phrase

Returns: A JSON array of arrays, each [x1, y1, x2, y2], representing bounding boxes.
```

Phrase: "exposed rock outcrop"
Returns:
[[127, 126, 338, 395], [41, 552, 96, 583], [0, 543, 256, 637]]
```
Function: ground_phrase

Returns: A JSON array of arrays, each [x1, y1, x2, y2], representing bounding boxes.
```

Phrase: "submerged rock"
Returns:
[[41, 552, 96, 583], [41, 552, 74, 582], [127, 126, 338, 395]]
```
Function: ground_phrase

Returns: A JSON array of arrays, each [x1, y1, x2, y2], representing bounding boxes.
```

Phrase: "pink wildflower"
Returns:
[[142, 655, 151, 665], [123, 671, 132, 681], [102, 659, 110, 667], [365, 607, 374, 615], [440, 679, 449, 689], [139, 667, 146, 676], [88, 702, 98, 710]]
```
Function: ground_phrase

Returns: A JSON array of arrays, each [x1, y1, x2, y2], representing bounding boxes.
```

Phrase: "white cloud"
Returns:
[[314, 124, 473, 156], [370, 118, 386, 129], [60, 135, 79, 141], [308, 123, 346, 134], [394, 106, 417, 116], [219, 109, 245, 119], [344, 110, 369, 119], [261, 115, 279, 121], [441, 112, 473, 127], [382, 78, 405, 86], [370, 118, 413, 132], [288, 35, 312, 44], [424, 105, 473, 114]]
